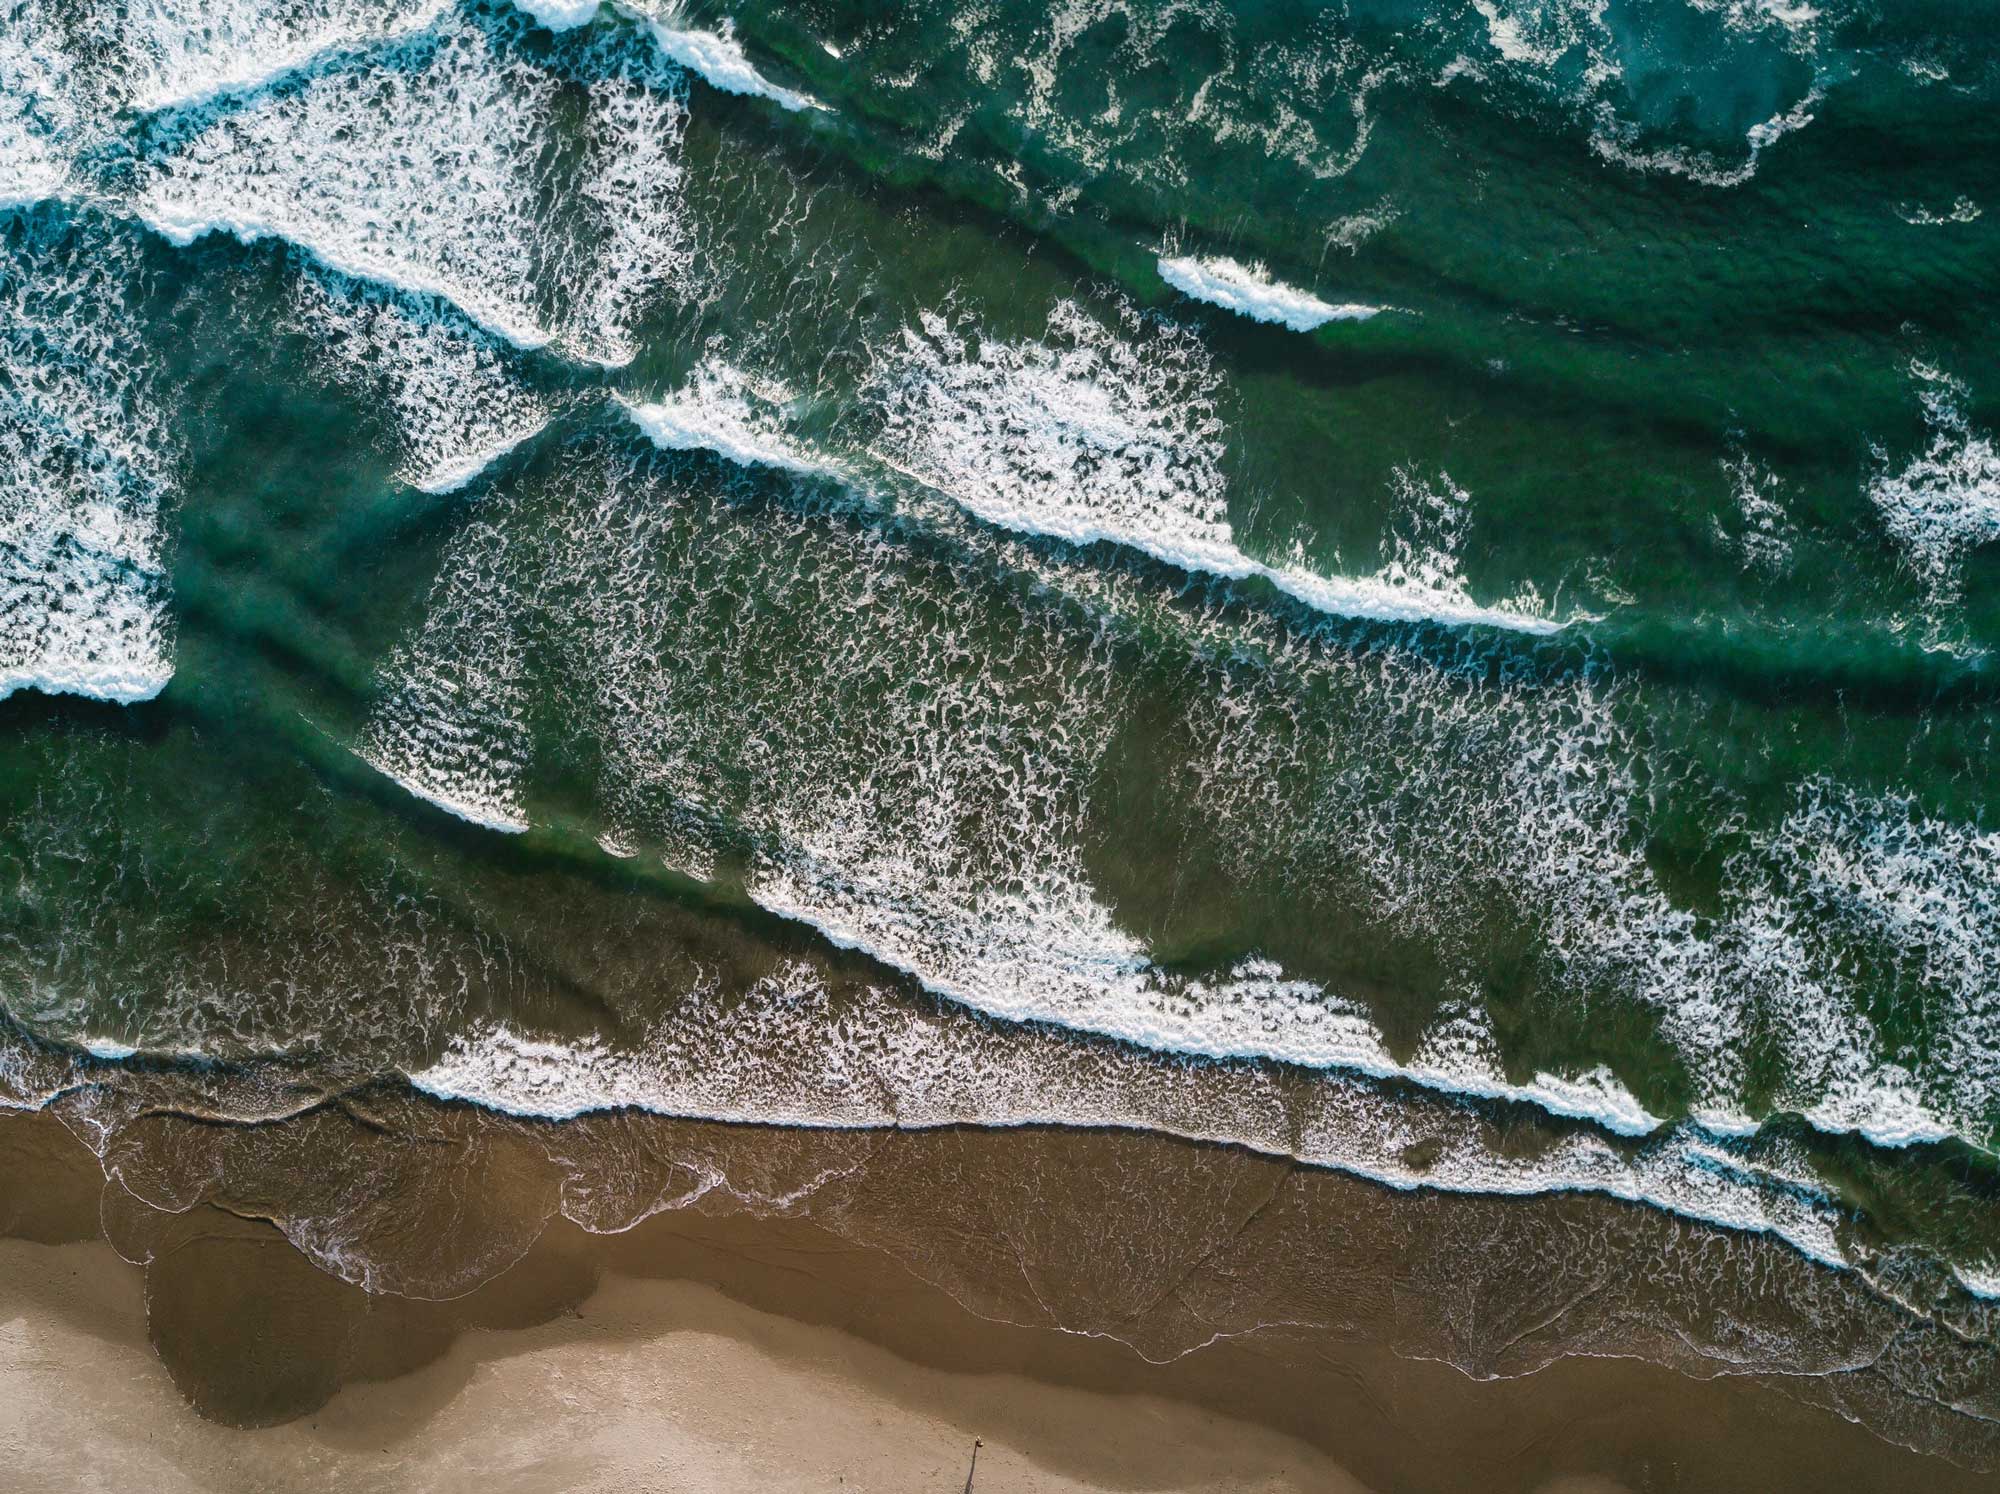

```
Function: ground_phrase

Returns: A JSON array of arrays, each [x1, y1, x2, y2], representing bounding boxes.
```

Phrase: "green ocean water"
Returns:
[[2, 0, 2000, 1448]]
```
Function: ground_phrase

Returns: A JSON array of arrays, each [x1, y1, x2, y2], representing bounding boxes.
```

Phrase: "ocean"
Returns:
[[2, 0, 1998, 1469]]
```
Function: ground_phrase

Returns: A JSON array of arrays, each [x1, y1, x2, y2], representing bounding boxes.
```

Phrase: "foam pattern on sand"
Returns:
[[406, 966, 1849, 1271]]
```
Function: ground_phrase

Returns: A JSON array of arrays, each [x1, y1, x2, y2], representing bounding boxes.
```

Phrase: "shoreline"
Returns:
[[0, 1235, 1378, 1494], [3, 1106, 1996, 1491]]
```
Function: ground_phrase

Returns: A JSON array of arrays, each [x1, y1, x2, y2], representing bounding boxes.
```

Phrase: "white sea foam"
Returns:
[[106, 0, 455, 116], [1470, 0, 1602, 70], [403, 967, 1845, 1274], [114, 6, 698, 365], [873, 301, 1559, 634], [1956, 1265, 2000, 1301], [5, 0, 1990, 1301], [414, 436, 547, 498], [0, 6, 81, 210], [1587, 87, 1821, 189], [634, 11, 826, 114], [1156, 254, 1382, 332], [372, 404, 2000, 1183], [1323, 202, 1400, 255], [561, 33, 694, 367], [524, 385, 1990, 1164], [0, 217, 177, 707], [1028, 547, 1997, 1158], [0, 644, 172, 708], [1896, 196, 1982, 227], [1710, 450, 1796, 572], [1752, 777, 2000, 1146], [134, 17, 562, 349], [765, 878, 1674, 1138], [291, 267, 550, 494], [622, 358, 833, 477], [357, 748, 531, 833], [1800, 1078, 1954, 1149], [357, 518, 532, 835], [1458, 0, 1825, 188], [483, 444, 1646, 1143], [0, 159, 66, 214], [175, 389, 1998, 1298], [515, 0, 602, 29], [1868, 370, 2000, 625], [740, 714, 1666, 1138], [0, 1033, 83, 1114]]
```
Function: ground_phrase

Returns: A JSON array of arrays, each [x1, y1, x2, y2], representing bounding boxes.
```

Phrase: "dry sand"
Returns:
[[0, 1235, 1368, 1494]]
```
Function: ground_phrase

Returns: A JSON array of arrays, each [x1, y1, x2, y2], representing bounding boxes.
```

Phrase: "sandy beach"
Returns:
[[0, 1235, 1380, 1494], [2, 1105, 1992, 1493]]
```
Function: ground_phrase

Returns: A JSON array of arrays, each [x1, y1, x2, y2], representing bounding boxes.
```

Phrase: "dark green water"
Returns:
[[2, 0, 1999, 1456]]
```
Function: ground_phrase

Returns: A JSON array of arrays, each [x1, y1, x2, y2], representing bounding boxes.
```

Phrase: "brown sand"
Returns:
[[0, 1235, 1368, 1494], [0, 1105, 1992, 1493]]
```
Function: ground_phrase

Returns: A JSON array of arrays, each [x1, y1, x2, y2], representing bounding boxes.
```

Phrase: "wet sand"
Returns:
[[0, 1104, 1992, 1493], [0, 1234, 1378, 1494]]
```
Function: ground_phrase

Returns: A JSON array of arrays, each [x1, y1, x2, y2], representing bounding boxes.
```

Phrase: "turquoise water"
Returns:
[[2, 0, 1999, 1449]]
